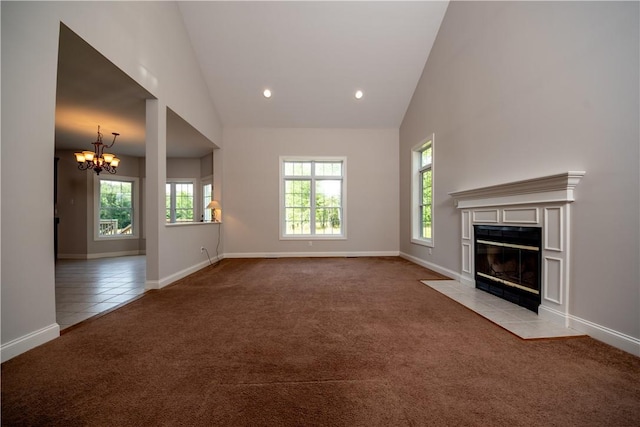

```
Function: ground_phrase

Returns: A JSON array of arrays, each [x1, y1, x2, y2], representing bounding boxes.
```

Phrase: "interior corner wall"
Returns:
[[399, 1, 639, 346], [1, 1, 221, 359], [167, 158, 201, 179], [200, 153, 214, 178], [56, 150, 88, 256], [222, 128, 400, 256]]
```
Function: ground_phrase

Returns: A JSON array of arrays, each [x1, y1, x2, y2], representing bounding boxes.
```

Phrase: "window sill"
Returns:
[[411, 237, 434, 248], [280, 235, 346, 241], [166, 221, 221, 227], [95, 235, 140, 241]]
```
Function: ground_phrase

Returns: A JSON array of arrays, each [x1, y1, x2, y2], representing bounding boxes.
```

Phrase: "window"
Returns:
[[412, 135, 434, 246], [166, 181, 195, 223], [280, 158, 346, 238], [95, 176, 139, 239], [202, 182, 213, 222]]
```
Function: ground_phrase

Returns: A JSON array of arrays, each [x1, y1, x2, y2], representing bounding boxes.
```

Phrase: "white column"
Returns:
[[145, 99, 167, 288]]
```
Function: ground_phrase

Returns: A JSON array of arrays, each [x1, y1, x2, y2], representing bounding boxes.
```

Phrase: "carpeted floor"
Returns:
[[2, 257, 639, 426]]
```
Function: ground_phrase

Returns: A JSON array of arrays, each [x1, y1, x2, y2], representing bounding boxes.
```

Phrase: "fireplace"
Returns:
[[474, 225, 542, 313]]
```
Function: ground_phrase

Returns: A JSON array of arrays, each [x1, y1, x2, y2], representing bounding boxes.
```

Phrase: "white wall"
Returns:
[[400, 1, 639, 351], [167, 158, 201, 179], [223, 128, 399, 256], [1, 1, 222, 360]]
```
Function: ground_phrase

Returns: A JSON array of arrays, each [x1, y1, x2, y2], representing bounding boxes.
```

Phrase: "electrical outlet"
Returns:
[[428, 248, 432, 255], [308, 241, 313, 246], [200, 246, 205, 253]]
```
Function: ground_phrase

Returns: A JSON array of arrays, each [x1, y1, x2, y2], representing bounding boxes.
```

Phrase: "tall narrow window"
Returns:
[[280, 158, 346, 238], [202, 182, 212, 222], [412, 135, 434, 246], [166, 181, 195, 223], [95, 175, 139, 239]]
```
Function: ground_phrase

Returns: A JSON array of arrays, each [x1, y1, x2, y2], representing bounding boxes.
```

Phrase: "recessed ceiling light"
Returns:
[[263, 89, 272, 98], [355, 90, 364, 100]]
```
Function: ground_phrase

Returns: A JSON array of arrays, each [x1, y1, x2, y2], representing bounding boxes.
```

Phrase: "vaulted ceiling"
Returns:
[[179, 1, 448, 128], [54, 1, 448, 157]]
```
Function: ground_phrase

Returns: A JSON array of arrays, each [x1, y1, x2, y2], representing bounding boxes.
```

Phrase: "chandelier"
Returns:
[[74, 126, 121, 175]]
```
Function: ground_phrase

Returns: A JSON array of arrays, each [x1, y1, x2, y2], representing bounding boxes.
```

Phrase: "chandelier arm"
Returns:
[[105, 133, 119, 149]]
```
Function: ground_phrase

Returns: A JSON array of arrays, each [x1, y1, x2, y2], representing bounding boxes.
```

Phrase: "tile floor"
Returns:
[[55, 255, 146, 330], [421, 279, 585, 339]]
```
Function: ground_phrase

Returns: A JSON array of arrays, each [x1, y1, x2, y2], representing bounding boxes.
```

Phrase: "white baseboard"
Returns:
[[401, 252, 640, 356], [568, 314, 640, 356], [1, 323, 60, 363], [224, 251, 400, 259], [58, 250, 144, 260], [145, 256, 222, 290], [538, 304, 569, 327], [399, 251, 460, 281]]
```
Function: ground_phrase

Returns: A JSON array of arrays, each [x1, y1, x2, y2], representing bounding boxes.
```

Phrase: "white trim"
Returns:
[[224, 251, 399, 259], [410, 237, 434, 248], [94, 174, 141, 240], [165, 179, 198, 224], [538, 304, 568, 327], [404, 256, 639, 356], [1, 323, 60, 363], [461, 243, 472, 274], [568, 314, 640, 357], [461, 210, 471, 240], [472, 209, 499, 223], [279, 156, 347, 240], [166, 221, 221, 227], [503, 207, 539, 224], [449, 171, 585, 209], [202, 179, 213, 222], [399, 252, 460, 283], [544, 206, 564, 252], [145, 257, 222, 290], [543, 256, 563, 304], [411, 134, 435, 247]]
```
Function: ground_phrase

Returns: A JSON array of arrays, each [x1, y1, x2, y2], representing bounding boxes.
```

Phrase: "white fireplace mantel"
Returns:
[[449, 171, 585, 209], [448, 171, 585, 329]]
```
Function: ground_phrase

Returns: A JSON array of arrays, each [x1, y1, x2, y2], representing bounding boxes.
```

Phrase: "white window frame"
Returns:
[[279, 156, 347, 240], [201, 176, 213, 222], [93, 174, 140, 240], [411, 134, 434, 247], [166, 179, 197, 224]]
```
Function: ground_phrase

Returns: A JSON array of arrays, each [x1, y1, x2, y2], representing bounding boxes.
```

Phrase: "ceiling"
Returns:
[[55, 26, 217, 158], [179, 1, 449, 128], [54, 1, 449, 157]]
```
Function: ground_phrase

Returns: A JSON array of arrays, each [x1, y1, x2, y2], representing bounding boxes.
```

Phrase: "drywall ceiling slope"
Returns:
[[55, 25, 216, 159], [179, 1, 448, 128]]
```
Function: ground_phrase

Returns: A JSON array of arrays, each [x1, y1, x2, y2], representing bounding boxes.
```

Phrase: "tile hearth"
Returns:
[[421, 280, 585, 339]]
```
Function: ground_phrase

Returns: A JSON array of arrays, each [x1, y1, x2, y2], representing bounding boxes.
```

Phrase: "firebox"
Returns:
[[474, 225, 542, 313]]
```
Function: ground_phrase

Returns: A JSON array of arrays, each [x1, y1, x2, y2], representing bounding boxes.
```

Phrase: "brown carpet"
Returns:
[[2, 257, 639, 426]]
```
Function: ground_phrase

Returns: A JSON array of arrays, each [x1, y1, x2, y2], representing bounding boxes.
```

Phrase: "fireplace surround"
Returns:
[[449, 171, 585, 327]]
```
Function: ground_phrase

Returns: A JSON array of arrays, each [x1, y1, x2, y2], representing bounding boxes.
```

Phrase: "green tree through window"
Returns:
[[166, 182, 194, 223], [412, 135, 434, 245], [99, 179, 133, 236], [282, 159, 344, 237]]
